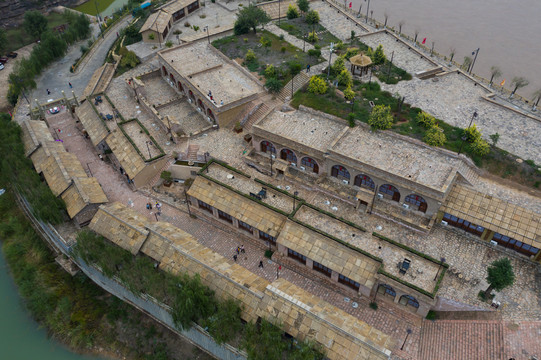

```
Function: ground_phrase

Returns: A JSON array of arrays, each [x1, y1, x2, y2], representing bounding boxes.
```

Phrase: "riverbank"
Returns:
[[0, 189, 213, 360]]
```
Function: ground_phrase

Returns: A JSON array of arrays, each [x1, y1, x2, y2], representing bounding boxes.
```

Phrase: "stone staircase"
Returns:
[[278, 71, 311, 102], [258, 0, 295, 19], [94, 63, 115, 94], [187, 144, 200, 162], [243, 103, 272, 131], [456, 160, 480, 185], [418, 319, 505, 360]]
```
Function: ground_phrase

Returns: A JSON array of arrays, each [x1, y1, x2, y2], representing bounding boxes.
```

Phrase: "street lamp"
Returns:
[[327, 42, 335, 79], [365, 0, 370, 23], [204, 151, 210, 173], [204, 25, 210, 44], [434, 257, 445, 281], [401, 329, 412, 350], [469, 48, 480, 74], [292, 190, 299, 213], [457, 111, 478, 155], [269, 152, 274, 176], [357, 4, 362, 18]]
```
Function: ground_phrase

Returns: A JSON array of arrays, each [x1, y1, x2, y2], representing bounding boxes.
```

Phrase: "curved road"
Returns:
[[30, 17, 131, 104]]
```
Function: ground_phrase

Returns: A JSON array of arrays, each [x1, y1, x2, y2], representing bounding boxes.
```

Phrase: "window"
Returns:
[[354, 174, 375, 190], [313, 261, 332, 277], [338, 274, 360, 291], [187, 1, 200, 13], [260, 140, 276, 154], [301, 157, 319, 174], [238, 220, 253, 234], [218, 210, 232, 223], [287, 249, 306, 264], [190, 171, 197, 176], [331, 165, 350, 180], [377, 284, 396, 298], [399, 295, 419, 308], [259, 230, 276, 245], [280, 148, 297, 163], [197, 200, 213, 214], [442, 213, 484, 236], [172, 9, 185, 21], [492, 232, 540, 257]]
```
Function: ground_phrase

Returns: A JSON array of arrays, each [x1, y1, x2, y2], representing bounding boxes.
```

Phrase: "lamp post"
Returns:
[[327, 42, 335, 79], [204, 151, 210, 173], [365, 0, 370, 23], [401, 329, 412, 350], [469, 48, 480, 74], [204, 25, 210, 44], [303, 33, 306, 52], [457, 111, 478, 155], [269, 152, 274, 176], [292, 190, 299, 213], [357, 4, 362, 18], [434, 257, 445, 281]]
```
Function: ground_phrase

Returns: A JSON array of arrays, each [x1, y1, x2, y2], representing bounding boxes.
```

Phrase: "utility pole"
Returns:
[[204, 25, 210, 44], [327, 42, 334, 79], [470, 48, 480, 74], [365, 0, 371, 23], [94, 0, 104, 39]]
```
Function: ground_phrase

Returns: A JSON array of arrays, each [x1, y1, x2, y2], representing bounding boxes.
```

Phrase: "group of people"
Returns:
[[146, 201, 162, 215]]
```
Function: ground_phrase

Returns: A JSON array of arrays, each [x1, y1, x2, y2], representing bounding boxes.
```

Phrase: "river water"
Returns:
[[349, 0, 541, 98], [0, 249, 106, 360]]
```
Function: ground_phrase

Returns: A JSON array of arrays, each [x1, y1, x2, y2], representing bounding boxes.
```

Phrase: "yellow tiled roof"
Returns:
[[89, 203, 150, 255], [21, 120, 54, 157], [61, 177, 108, 218], [442, 184, 541, 247], [105, 130, 146, 180], [139, 10, 171, 33], [75, 100, 110, 146], [261, 279, 392, 360], [187, 176, 287, 237], [160, 0, 194, 14], [277, 220, 379, 288], [42, 152, 88, 196]]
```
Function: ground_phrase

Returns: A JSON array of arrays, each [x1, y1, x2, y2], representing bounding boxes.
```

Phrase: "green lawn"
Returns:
[[74, 0, 118, 16], [3, 12, 69, 52], [277, 18, 340, 48]]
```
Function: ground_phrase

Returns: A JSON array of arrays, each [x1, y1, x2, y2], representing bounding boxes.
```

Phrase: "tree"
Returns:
[[204, 299, 243, 345], [307, 31, 318, 43], [0, 29, 7, 55], [417, 111, 436, 128], [307, 75, 327, 94], [484, 258, 515, 298], [337, 69, 352, 87], [424, 126, 446, 147], [170, 273, 216, 330], [289, 339, 326, 360], [305, 10, 320, 27], [260, 35, 272, 52], [531, 88, 541, 110], [330, 56, 345, 75], [368, 105, 394, 130], [462, 56, 472, 71], [489, 133, 500, 147], [463, 123, 482, 143], [265, 78, 282, 93], [286, 4, 299, 19], [510, 76, 529, 98], [264, 64, 276, 79], [470, 138, 490, 156], [234, 5, 270, 35], [242, 320, 287, 360], [343, 85, 355, 101], [372, 44, 386, 65], [307, 48, 321, 58], [23, 10, 48, 40], [489, 66, 502, 86], [297, 0, 310, 15]]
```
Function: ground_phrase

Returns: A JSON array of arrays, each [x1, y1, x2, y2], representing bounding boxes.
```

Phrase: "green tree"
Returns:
[[119, 47, 140, 69], [330, 56, 346, 75], [0, 29, 7, 55], [372, 44, 386, 65], [307, 31, 318, 43], [484, 258, 515, 298], [463, 123, 481, 143], [245, 49, 257, 62], [510, 76, 529, 98], [242, 320, 287, 360], [489, 66, 502, 86], [265, 77, 282, 93], [307, 75, 327, 94], [286, 4, 299, 19], [264, 64, 276, 79], [368, 105, 394, 130], [343, 85, 355, 101], [234, 5, 270, 35], [289, 339, 326, 360], [170, 273, 216, 330], [204, 299, 243, 345], [416, 111, 436, 128], [424, 126, 446, 147], [489, 133, 500, 147], [337, 69, 352, 87], [305, 10, 320, 26], [307, 48, 321, 58], [297, 0, 310, 15], [23, 10, 48, 40], [470, 138, 490, 156]]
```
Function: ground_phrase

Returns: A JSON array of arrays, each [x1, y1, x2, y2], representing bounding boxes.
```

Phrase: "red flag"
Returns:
[[349, 2, 352, 8], [422, 38, 426, 44], [500, 79, 506, 86]]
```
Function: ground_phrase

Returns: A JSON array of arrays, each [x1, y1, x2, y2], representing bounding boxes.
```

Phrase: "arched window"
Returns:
[[207, 108, 215, 122], [177, 81, 183, 92], [280, 148, 297, 163], [301, 157, 319, 174], [188, 90, 195, 101], [354, 174, 375, 190], [162, 66, 168, 76], [379, 184, 400, 202], [197, 99, 204, 109], [405, 194, 427, 213], [399, 295, 419, 308], [260, 140, 276, 154], [377, 284, 396, 298], [331, 165, 350, 180], [170, 73, 175, 83]]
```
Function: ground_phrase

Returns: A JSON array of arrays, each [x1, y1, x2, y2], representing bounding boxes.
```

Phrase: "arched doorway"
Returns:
[[260, 140, 276, 154], [162, 66, 168, 76], [354, 174, 375, 190], [379, 184, 400, 202], [177, 81, 184, 92], [399, 295, 419, 308], [188, 90, 195, 102], [331, 165, 350, 180], [207, 108, 216, 123], [377, 284, 396, 299], [405, 194, 428, 213], [197, 99, 204, 110], [170, 73, 175, 83], [280, 148, 297, 163], [301, 157, 319, 174]]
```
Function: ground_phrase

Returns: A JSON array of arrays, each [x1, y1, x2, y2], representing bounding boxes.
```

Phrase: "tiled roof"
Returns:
[[90, 203, 149, 255], [20, 120, 54, 157], [442, 184, 541, 247], [61, 177, 108, 218], [75, 100, 109, 146], [159, 0, 194, 14], [277, 220, 379, 288], [261, 279, 392, 360], [187, 176, 287, 237], [42, 152, 88, 196], [139, 10, 171, 33], [105, 129, 146, 180]]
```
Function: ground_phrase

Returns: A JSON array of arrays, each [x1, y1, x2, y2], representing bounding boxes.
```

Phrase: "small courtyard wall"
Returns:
[[133, 156, 171, 189]]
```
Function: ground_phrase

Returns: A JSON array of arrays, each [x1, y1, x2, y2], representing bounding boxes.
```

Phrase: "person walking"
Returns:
[[236, 246, 240, 255], [233, 254, 238, 262], [258, 260, 264, 268], [46, 89, 51, 95], [69, 82, 72, 88], [240, 245, 245, 253], [306, 64, 311, 72]]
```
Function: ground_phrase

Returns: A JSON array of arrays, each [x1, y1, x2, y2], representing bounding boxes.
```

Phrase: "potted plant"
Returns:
[[234, 121, 243, 134], [161, 171, 173, 187]]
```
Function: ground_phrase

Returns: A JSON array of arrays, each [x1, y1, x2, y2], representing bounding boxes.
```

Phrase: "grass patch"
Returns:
[[278, 18, 340, 47], [74, 0, 118, 15]]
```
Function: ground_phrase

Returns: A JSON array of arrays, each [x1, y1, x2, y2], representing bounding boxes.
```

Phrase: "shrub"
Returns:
[[286, 4, 299, 19], [426, 310, 436, 320], [280, 46, 286, 53], [417, 111, 436, 128], [331, 56, 346, 75], [160, 171, 173, 182], [334, 40, 345, 50], [173, 29, 182, 35], [463, 123, 482, 143], [343, 85, 355, 101], [265, 78, 282, 93], [372, 44, 386, 65], [307, 31, 318, 43], [368, 105, 394, 130], [148, 33, 155, 40], [245, 49, 256, 62], [119, 48, 140, 69], [344, 47, 360, 59], [264, 64, 276, 78], [337, 69, 353, 87], [288, 61, 302, 76], [307, 48, 321, 58], [314, 44, 321, 50], [424, 126, 446, 147], [369, 302, 378, 310], [279, 34, 284, 40], [184, 22, 190, 27], [260, 35, 272, 49], [200, 14, 206, 19], [305, 10, 320, 25], [165, 41, 173, 48], [470, 138, 490, 156], [308, 76, 327, 94], [193, 25, 200, 31], [489, 133, 500, 147]]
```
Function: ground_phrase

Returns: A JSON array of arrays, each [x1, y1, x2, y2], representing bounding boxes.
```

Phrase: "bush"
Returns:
[[307, 31, 318, 43], [119, 48, 140, 69], [426, 310, 437, 320], [369, 302, 378, 310], [334, 40, 345, 50], [331, 56, 346, 76], [372, 44, 386, 65], [308, 75, 327, 94], [424, 126, 446, 147], [368, 105, 394, 130], [245, 49, 256, 62], [264, 250, 274, 258], [417, 111, 436, 128], [344, 47, 360, 59], [184, 22, 190, 27], [148, 33, 155, 40], [286, 4, 299, 19], [280, 46, 286, 53], [192, 25, 200, 31], [305, 10, 320, 25], [343, 85, 355, 101], [165, 41, 173, 48], [260, 35, 272, 49], [463, 123, 482, 143], [307, 48, 321, 58], [288, 61, 302, 76], [265, 78, 282, 93], [337, 69, 353, 87], [470, 138, 490, 156], [264, 64, 276, 78]]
